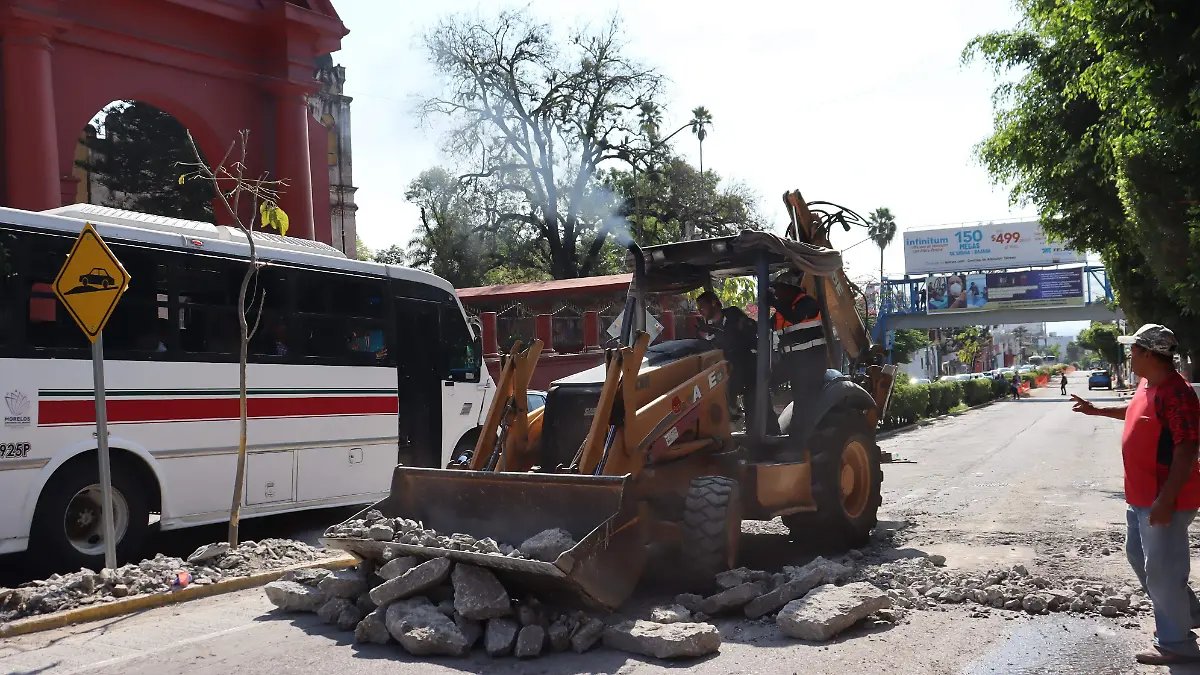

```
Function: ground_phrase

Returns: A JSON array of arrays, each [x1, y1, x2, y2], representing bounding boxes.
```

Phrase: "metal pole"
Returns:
[[91, 331, 117, 571], [753, 252, 771, 442]]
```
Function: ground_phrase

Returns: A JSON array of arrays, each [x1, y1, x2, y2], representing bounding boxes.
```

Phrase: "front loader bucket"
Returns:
[[321, 466, 647, 610]]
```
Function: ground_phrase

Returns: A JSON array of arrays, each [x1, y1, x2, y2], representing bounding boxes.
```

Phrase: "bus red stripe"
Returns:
[[38, 396, 399, 426]]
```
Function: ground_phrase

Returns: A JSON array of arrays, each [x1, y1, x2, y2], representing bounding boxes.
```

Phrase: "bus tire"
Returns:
[[30, 454, 151, 572]]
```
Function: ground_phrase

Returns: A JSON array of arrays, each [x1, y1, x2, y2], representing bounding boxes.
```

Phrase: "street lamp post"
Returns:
[[629, 121, 698, 240]]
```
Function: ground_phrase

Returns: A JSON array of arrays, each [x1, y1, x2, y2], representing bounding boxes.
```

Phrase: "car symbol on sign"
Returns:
[[78, 267, 115, 289]]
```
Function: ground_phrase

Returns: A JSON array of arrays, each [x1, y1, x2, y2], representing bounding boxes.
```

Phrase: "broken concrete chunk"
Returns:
[[1102, 595, 1130, 612], [1022, 594, 1048, 614], [603, 620, 721, 659], [777, 582, 890, 641], [485, 617, 520, 656], [318, 570, 368, 599], [369, 557, 453, 606], [548, 619, 571, 651], [387, 604, 469, 656], [675, 593, 705, 612], [649, 604, 692, 624], [451, 564, 511, 620], [355, 607, 392, 644], [186, 542, 230, 565], [355, 592, 376, 615], [264, 580, 326, 612], [336, 605, 363, 632], [700, 582, 764, 615], [517, 528, 577, 562], [280, 567, 331, 586], [570, 617, 605, 653], [455, 613, 483, 649], [782, 556, 853, 585], [377, 556, 420, 581], [927, 554, 947, 567], [317, 597, 355, 624], [744, 564, 832, 619], [514, 624, 546, 658], [1099, 605, 1120, 617], [436, 599, 456, 617], [714, 567, 769, 590]]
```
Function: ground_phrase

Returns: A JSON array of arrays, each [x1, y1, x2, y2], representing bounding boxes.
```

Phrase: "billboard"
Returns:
[[903, 221, 1085, 274], [926, 268, 1085, 313]]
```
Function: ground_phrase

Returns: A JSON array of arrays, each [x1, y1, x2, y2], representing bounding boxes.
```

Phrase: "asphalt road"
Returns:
[[4, 371, 1197, 675]]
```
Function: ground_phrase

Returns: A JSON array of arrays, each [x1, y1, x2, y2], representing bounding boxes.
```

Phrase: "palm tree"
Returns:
[[689, 106, 713, 175], [867, 207, 898, 288], [638, 102, 662, 143]]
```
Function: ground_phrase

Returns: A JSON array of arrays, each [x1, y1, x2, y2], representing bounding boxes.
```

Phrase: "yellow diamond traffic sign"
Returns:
[[53, 223, 130, 341]]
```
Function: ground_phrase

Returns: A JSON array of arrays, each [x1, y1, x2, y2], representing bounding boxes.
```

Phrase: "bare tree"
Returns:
[[178, 131, 288, 547], [420, 10, 663, 279]]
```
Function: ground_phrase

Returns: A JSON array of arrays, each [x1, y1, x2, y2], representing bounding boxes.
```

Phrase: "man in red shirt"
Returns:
[[1072, 323, 1200, 665]]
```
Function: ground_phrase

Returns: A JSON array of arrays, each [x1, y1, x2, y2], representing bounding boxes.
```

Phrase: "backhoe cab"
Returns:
[[323, 190, 898, 610]]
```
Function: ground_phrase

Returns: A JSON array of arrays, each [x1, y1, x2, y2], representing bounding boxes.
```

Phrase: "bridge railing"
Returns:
[[871, 265, 1114, 345]]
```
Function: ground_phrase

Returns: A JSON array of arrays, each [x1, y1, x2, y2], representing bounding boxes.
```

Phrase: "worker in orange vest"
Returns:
[[770, 271, 826, 436]]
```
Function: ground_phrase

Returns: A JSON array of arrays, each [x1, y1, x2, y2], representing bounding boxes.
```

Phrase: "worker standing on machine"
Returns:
[[696, 290, 779, 434], [771, 272, 827, 435]]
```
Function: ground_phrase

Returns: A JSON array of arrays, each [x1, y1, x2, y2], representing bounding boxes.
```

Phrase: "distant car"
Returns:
[[78, 267, 115, 289], [527, 390, 547, 412], [1018, 365, 1034, 374], [1088, 370, 1113, 390], [910, 378, 931, 385]]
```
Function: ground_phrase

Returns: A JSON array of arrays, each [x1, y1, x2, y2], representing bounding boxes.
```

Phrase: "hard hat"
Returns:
[[771, 270, 803, 287]]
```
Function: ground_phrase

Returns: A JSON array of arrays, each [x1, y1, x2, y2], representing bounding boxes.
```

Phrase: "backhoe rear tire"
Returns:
[[681, 476, 742, 583], [783, 410, 882, 550]]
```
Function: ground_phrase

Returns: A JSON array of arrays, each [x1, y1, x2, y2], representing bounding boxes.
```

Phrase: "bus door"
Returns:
[[393, 297, 441, 467]]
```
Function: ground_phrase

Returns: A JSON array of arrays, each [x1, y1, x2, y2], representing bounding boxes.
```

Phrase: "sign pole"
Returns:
[[91, 330, 117, 571]]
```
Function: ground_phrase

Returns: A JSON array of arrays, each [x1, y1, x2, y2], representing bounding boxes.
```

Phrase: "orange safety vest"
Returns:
[[773, 292, 825, 353]]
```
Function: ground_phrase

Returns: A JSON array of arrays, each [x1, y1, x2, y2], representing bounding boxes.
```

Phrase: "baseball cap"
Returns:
[[1117, 323, 1178, 356]]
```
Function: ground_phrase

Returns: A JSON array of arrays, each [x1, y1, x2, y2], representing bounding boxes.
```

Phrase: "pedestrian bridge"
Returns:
[[871, 266, 1121, 344]]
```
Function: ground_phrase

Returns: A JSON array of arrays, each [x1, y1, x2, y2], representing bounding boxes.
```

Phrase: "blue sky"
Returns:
[[333, 1, 1087, 336]]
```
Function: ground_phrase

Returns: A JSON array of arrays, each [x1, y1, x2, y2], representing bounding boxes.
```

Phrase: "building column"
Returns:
[[535, 314, 555, 354], [480, 312, 499, 357], [583, 311, 601, 352], [274, 84, 315, 240], [3, 20, 60, 210]]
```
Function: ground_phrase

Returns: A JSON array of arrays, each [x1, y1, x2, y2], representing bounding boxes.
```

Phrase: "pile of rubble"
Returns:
[[323, 510, 581, 562], [265, 556, 721, 660], [855, 556, 1151, 619], [0, 538, 334, 624]]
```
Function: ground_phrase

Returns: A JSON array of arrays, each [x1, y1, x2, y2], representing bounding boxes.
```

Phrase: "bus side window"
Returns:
[[441, 304, 479, 382], [20, 230, 89, 354], [104, 244, 170, 357], [176, 255, 239, 360]]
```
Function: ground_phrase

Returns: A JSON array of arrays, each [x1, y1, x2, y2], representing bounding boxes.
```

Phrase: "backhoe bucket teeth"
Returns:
[[321, 466, 646, 610]]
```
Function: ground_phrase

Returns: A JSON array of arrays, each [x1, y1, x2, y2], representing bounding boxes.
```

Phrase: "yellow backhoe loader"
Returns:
[[323, 190, 899, 610]]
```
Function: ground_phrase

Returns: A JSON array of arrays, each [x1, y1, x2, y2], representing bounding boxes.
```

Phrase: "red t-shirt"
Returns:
[[1121, 372, 1200, 508]]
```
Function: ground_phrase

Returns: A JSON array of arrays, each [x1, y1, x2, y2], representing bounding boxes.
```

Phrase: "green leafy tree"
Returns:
[[891, 329, 931, 365], [355, 236, 373, 262], [603, 157, 764, 247], [1066, 341, 1081, 364], [867, 207, 897, 284], [79, 101, 214, 220], [420, 10, 662, 279], [954, 327, 984, 371], [965, 0, 1200, 375], [1077, 322, 1122, 368], [372, 245, 405, 266]]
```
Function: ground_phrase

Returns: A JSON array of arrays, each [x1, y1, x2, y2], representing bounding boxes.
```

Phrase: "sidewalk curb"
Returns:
[[0, 553, 358, 638], [878, 399, 998, 441]]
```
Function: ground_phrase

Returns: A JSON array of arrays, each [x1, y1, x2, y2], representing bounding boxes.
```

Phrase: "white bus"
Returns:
[[0, 204, 494, 570]]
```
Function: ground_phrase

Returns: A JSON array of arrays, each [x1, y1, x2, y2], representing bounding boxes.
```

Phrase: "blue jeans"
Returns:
[[1126, 505, 1200, 655]]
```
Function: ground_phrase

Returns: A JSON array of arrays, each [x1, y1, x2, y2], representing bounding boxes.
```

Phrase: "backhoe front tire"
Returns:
[[681, 476, 742, 583], [783, 410, 882, 550]]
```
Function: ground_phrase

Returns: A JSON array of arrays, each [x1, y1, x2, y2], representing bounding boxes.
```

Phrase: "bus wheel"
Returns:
[[31, 456, 151, 571]]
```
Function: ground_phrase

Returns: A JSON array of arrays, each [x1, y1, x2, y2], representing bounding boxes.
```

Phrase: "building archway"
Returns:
[[0, 0, 347, 245]]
